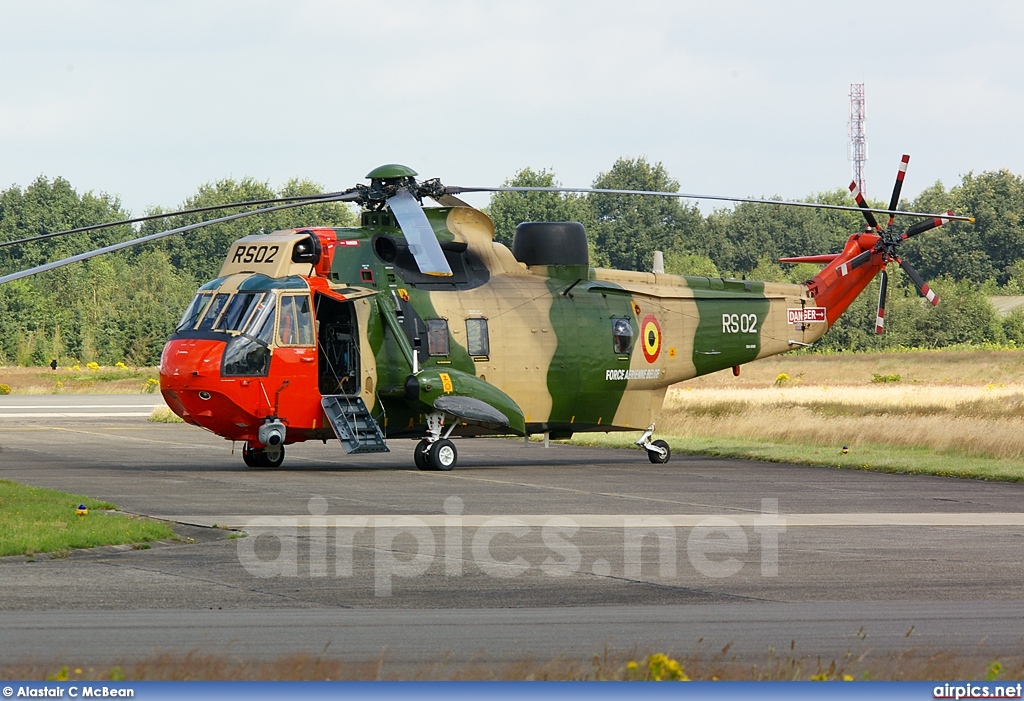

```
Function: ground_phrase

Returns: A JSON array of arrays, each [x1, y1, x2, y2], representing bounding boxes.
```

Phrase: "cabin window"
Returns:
[[612, 317, 634, 354], [176, 292, 212, 331], [277, 294, 314, 346], [427, 319, 450, 356], [466, 318, 489, 358], [197, 293, 230, 331]]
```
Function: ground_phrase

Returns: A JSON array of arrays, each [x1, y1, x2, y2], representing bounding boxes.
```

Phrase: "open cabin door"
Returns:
[[313, 287, 376, 396]]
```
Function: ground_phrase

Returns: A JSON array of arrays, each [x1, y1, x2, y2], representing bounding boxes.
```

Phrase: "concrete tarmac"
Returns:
[[2, 395, 1024, 667]]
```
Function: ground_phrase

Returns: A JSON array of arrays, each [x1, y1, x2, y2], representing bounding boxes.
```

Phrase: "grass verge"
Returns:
[[0, 480, 176, 557], [149, 406, 184, 423], [570, 433, 1024, 482], [2, 648, 1019, 681], [0, 365, 160, 395]]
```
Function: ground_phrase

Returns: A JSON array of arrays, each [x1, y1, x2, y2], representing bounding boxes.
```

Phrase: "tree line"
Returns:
[[2, 159, 1023, 366]]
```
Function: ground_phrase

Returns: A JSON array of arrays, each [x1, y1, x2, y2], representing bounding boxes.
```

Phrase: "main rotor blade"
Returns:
[[887, 155, 910, 228], [0, 191, 352, 250], [904, 211, 955, 239], [875, 269, 888, 334], [444, 185, 975, 222], [387, 191, 453, 277], [0, 193, 359, 286], [849, 181, 881, 232], [897, 257, 939, 306], [431, 193, 472, 208]]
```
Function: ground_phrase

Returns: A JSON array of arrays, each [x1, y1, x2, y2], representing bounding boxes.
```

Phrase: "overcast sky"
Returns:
[[2, 1, 1022, 217]]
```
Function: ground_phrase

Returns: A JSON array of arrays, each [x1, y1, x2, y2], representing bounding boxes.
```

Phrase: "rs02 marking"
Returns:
[[722, 313, 758, 334], [232, 244, 279, 264]]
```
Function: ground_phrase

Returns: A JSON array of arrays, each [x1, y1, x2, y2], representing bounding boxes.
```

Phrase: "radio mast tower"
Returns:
[[849, 83, 868, 197]]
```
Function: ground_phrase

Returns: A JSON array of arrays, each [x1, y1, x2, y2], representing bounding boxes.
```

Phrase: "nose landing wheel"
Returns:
[[242, 442, 285, 468], [414, 438, 457, 471]]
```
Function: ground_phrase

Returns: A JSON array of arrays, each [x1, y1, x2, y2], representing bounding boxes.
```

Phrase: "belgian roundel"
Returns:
[[641, 315, 662, 363]]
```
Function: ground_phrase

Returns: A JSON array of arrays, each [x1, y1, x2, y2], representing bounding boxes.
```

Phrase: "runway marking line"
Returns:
[[0, 404, 161, 409], [404, 469, 751, 511], [155, 513, 1024, 529], [0, 412, 154, 418]]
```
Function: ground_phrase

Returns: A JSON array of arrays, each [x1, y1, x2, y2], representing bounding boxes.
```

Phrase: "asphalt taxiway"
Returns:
[[2, 394, 1023, 667]]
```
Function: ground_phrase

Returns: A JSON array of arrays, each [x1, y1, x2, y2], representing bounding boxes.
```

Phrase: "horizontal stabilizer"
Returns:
[[778, 254, 840, 264]]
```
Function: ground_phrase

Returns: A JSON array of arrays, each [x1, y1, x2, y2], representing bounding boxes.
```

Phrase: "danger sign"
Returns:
[[787, 307, 827, 324]]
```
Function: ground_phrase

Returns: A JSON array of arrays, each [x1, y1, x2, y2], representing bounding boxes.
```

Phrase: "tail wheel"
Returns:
[[414, 439, 432, 471], [647, 439, 671, 464], [428, 439, 457, 471]]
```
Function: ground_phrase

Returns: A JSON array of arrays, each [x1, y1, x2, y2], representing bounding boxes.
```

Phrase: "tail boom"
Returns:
[[803, 233, 885, 327]]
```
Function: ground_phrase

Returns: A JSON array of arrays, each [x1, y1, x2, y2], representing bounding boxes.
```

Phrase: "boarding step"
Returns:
[[321, 395, 389, 454]]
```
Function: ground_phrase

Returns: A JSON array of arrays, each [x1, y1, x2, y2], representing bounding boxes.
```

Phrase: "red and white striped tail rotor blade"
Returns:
[[836, 249, 873, 277], [875, 269, 888, 334], [887, 155, 910, 228], [904, 210, 954, 239], [898, 257, 939, 306], [849, 181, 882, 232]]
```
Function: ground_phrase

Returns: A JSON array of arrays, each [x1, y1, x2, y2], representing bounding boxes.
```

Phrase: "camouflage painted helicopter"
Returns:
[[0, 157, 971, 470]]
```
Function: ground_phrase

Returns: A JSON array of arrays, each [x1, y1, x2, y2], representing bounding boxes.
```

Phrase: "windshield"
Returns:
[[197, 293, 230, 332], [248, 293, 277, 344], [176, 293, 213, 331], [221, 292, 277, 376], [215, 292, 267, 332]]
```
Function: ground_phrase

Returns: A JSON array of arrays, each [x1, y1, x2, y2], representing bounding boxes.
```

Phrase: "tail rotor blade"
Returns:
[[875, 269, 888, 334], [849, 181, 881, 232], [904, 211, 954, 239], [887, 155, 910, 228], [898, 257, 939, 306]]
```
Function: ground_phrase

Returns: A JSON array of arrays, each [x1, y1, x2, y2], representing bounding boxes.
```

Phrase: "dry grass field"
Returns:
[[578, 348, 1024, 480], [0, 365, 159, 394], [660, 384, 1024, 460]]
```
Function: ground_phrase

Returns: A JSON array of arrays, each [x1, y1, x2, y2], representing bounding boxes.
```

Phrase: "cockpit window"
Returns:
[[197, 293, 230, 332], [176, 293, 213, 331], [221, 292, 277, 377], [249, 294, 277, 344], [215, 292, 267, 332]]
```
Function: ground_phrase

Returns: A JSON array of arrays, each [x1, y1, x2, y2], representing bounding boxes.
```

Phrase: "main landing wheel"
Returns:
[[647, 439, 671, 464], [415, 439, 457, 471], [414, 439, 431, 471], [428, 439, 457, 471], [242, 442, 285, 468]]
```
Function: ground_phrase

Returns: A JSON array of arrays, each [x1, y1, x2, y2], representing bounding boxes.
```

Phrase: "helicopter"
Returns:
[[0, 158, 971, 470]]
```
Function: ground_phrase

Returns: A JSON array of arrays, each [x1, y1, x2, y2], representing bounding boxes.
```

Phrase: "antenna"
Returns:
[[849, 83, 868, 197]]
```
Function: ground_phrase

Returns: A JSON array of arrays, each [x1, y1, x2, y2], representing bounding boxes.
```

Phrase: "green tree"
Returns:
[[589, 157, 704, 272], [485, 168, 597, 260], [662, 251, 719, 277], [0, 176, 132, 276], [142, 177, 356, 284]]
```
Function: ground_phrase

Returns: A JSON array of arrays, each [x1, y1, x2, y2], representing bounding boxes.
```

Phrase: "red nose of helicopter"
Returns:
[[160, 337, 262, 440], [159, 275, 284, 443]]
